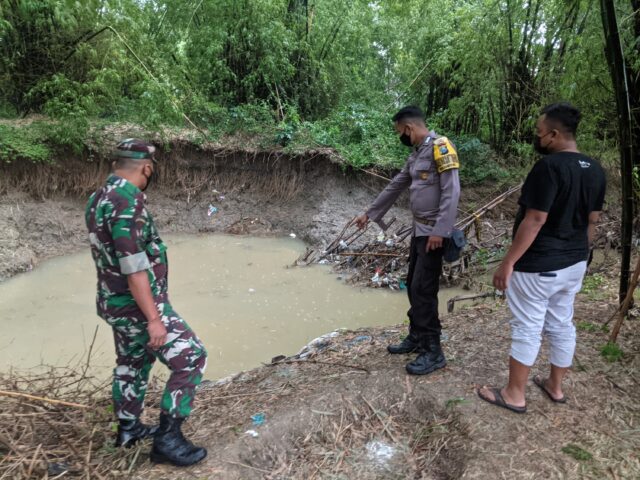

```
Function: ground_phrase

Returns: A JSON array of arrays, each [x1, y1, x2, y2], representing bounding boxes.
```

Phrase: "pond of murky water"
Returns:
[[0, 235, 471, 380]]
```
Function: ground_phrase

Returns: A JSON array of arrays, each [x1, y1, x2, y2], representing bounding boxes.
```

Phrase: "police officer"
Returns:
[[355, 106, 460, 375], [85, 139, 207, 466]]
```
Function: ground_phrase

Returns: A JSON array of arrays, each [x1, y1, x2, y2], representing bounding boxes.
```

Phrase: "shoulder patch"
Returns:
[[433, 137, 459, 173]]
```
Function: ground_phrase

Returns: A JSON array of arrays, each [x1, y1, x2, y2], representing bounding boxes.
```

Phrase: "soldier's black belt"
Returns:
[[413, 217, 436, 226]]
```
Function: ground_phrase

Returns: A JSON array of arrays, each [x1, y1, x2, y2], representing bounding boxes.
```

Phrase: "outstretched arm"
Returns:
[[357, 165, 411, 230]]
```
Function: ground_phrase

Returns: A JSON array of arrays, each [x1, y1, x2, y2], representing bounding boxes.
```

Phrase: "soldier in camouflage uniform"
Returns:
[[85, 139, 207, 467]]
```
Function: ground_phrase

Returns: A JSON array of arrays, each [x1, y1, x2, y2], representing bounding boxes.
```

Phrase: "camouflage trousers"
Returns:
[[103, 302, 207, 420]]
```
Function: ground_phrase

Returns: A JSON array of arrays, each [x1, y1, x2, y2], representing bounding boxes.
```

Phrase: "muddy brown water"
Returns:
[[0, 234, 471, 380]]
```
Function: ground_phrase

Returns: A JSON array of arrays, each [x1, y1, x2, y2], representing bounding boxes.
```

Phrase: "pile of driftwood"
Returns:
[[296, 184, 522, 290]]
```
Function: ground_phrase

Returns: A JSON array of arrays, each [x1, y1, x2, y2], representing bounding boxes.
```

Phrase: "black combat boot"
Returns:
[[115, 419, 159, 448], [150, 414, 207, 467], [405, 336, 446, 375], [387, 334, 425, 354]]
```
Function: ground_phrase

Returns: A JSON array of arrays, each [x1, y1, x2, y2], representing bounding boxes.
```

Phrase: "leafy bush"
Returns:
[[304, 104, 406, 169], [0, 124, 52, 164], [450, 135, 511, 185]]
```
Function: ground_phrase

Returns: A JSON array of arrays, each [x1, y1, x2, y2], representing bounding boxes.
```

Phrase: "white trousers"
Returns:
[[506, 261, 587, 368]]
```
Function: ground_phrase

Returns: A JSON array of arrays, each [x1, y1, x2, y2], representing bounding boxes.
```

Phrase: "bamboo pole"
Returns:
[[609, 255, 640, 343], [0, 390, 90, 409]]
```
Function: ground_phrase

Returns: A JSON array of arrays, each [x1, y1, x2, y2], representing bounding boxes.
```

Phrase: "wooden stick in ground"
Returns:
[[447, 292, 497, 313], [609, 255, 640, 342], [0, 390, 90, 409], [336, 252, 405, 258]]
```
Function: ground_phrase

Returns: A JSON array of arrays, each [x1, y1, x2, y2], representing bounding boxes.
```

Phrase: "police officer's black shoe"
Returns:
[[115, 419, 159, 448], [405, 337, 446, 375], [150, 414, 207, 467], [387, 335, 424, 354]]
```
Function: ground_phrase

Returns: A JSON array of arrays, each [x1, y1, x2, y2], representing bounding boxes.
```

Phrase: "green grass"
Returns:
[[445, 397, 470, 409], [576, 321, 599, 333], [562, 444, 593, 462], [600, 342, 623, 363], [580, 274, 607, 300]]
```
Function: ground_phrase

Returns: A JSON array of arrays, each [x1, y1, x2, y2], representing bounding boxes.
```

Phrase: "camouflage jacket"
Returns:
[[85, 175, 168, 319]]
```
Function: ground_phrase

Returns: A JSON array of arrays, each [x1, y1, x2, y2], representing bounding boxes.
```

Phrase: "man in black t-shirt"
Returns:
[[478, 103, 606, 413]]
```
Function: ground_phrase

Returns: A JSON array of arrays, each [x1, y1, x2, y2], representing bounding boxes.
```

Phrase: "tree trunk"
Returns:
[[600, 0, 634, 303]]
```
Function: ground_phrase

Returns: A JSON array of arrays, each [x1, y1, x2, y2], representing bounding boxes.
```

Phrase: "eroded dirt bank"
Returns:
[[0, 143, 424, 281]]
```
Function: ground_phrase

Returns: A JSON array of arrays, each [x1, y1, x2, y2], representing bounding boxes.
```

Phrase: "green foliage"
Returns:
[[582, 274, 606, 293], [0, 124, 52, 164], [451, 135, 511, 185], [581, 273, 607, 300], [600, 342, 623, 363], [0, 0, 629, 173], [304, 104, 406, 169], [445, 397, 469, 408], [561, 444, 593, 462], [576, 321, 599, 333]]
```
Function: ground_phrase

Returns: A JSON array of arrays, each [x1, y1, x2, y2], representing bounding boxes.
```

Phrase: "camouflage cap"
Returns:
[[114, 138, 157, 162]]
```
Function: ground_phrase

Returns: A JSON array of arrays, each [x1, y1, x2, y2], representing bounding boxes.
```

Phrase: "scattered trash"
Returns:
[[289, 233, 297, 238], [366, 440, 396, 468], [218, 195, 226, 201], [318, 259, 330, 265], [371, 268, 383, 285], [353, 335, 370, 343], [271, 354, 287, 363], [297, 331, 341, 358], [244, 429, 259, 438], [347, 335, 371, 346], [441, 332, 449, 342], [207, 204, 218, 216], [47, 462, 70, 476], [339, 240, 348, 250], [251, 413, 266, 426], [385, 238, 395, 247], [248, 288, 256, 293], [376, 231, 386, 242], [399, 280, 407, 290]]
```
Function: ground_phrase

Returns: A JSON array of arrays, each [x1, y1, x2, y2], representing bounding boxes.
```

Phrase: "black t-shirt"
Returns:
[[513, 152, 606, 273]]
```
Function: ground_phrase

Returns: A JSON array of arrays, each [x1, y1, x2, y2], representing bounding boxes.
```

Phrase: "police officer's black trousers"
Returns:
[[406, 236, 443, 342]]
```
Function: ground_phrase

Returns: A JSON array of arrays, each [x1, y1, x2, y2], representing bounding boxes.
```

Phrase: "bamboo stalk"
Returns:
[[336, 252, 405, 258], [0, 391, 90, 409], [609, 255, 640, 342]]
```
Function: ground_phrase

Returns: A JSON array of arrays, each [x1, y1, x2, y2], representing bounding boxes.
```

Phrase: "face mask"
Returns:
[[399, 129, 413, 147], [142, 169, 155, 192], [533, 131, 553, 155]]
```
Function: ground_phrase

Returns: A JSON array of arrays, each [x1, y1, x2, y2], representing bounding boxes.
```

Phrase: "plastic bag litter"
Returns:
[[207, 204, 218, 216], [251, 413, 265, 426]]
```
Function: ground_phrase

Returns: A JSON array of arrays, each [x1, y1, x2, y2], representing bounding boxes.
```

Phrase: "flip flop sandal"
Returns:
[[477, 387, 527, 414], [533, 375, 567, 404]]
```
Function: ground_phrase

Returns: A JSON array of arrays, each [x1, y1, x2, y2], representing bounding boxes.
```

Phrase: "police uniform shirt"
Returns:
[[366, 132, 461, 238]]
